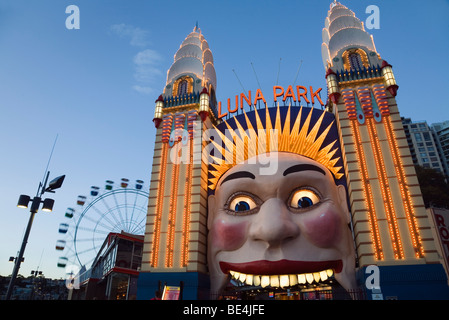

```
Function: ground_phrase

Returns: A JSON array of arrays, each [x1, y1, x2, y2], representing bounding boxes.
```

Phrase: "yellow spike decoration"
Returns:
[[208, 105, 343, 190]]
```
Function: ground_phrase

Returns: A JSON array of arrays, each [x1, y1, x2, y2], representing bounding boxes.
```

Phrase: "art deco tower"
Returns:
[[138, 25, 218, 299], [322, 2, 445, 286]]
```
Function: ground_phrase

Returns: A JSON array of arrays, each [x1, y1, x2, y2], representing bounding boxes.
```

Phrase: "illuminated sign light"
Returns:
[[181, 142, 194, 267], [162, 285, 181, 300], [372, 84, 390, 116], [217, 85, 324, 119], [367, 118, 404, 259], [151, 142, 168, 267], [187, 111, 198, 139], [384, 116, 424, 258], [341, 89, 357, 120], [357, 87, 373, 118], [180, 112, 197, 267], [162, 114, 174, 143], [350, 120, 384, 260], [166, 142, 181, 268], [174, 113, 186, 142], [344, 85, 423, 260]]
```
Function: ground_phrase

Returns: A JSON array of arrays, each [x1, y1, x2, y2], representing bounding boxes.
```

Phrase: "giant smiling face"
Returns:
[[207, 152, 356, 296]]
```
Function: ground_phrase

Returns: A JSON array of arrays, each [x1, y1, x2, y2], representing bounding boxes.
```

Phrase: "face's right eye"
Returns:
[[226, 194, 258, 216]]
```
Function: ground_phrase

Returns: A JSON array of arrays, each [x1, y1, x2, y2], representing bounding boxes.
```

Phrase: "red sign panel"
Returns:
[[430, 208, 449, 275]]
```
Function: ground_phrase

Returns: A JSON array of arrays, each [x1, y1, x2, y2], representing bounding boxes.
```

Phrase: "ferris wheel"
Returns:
[[55, 178, 149, 270]]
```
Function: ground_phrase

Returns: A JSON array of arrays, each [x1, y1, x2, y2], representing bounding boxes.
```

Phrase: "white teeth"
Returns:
[[229, 269, 334, 288], [306, 273, 314, 284], [261, 276, 270, 288], [245, 274, 253, 286], [280, 275, 290, 288], [270, 275, 279, 288], [320, 270, 328, 282], [289, 274, 298, 286]]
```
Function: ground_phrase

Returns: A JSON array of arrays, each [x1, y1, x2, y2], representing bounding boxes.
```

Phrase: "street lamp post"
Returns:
[[30, 269, 44, 300], [5, 171, 65, 300]]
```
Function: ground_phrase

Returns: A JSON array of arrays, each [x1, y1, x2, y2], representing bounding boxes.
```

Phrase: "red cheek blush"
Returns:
[[212, 218, 248, 251], [303, 209, 341, 248]]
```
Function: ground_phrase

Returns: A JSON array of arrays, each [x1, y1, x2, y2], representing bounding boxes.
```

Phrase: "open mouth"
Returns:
[[220, 259, 342, 288]]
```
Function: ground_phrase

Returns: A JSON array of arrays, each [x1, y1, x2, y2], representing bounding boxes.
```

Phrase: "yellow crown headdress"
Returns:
[[208, 105, 344, 190]]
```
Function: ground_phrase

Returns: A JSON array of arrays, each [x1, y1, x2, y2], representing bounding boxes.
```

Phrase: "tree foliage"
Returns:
[[414, 165, 449, 209]]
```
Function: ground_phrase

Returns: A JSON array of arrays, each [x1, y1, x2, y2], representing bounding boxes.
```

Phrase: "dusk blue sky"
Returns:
[[1, 0, 448, 279]]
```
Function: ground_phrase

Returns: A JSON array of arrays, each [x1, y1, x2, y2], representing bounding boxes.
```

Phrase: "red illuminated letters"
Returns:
[[218, 84, 324, 119]]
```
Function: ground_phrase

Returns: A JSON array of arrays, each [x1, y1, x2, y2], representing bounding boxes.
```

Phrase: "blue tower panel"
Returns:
[[358, 264, 449, 300]]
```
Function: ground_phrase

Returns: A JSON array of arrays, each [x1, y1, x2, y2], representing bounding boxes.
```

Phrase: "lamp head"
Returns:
[[45, 175, 65, 193], [17, 195, 31, 209], [42, 198, 55, 212]]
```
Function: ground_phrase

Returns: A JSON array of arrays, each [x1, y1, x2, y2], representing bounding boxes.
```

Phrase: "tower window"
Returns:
[[342, 49, 369, 71], [348, 53, 363, 70], [414, 133, 423, 142], [172, 76, 193, 97], [177, 80, 188, 96]]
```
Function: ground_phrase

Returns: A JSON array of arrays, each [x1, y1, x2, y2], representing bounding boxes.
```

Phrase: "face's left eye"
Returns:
[[289, 189, 320, 210]]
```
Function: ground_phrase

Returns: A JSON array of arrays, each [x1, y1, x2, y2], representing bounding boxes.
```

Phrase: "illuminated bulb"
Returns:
[[153, 95, 164, 128], [381, 60, 398, 96], [326, 68, 340, 104], [199, 87, 210, 122]]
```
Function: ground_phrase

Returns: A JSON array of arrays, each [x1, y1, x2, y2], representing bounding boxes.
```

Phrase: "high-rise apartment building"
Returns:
[[402, 117, 446, 174], [432, 121, 449, 176]]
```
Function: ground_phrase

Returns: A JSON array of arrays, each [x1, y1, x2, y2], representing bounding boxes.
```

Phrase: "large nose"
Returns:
[[248, 198, 300, 247]]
